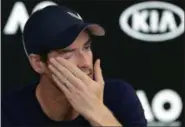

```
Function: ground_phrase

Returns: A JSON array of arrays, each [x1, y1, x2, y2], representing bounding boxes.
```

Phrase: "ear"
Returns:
[[28, 54, 46, 74]]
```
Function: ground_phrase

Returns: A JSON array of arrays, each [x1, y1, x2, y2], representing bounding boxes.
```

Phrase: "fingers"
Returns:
[[49, 64, 74, 92], [94, 59, 104, 85], [55, 57, 92, 84], [49, 58, 85, 90], [52, 74, 71, 96]]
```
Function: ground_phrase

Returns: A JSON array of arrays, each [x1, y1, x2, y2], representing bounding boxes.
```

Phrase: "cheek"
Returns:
[[43, 65, 52, 77], [44, 66, 57, 83], [87, 51, 93, 63]]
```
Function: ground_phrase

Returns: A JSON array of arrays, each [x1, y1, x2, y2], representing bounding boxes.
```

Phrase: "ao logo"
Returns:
[[136, 89, 183, 123], [3, 1, 57, 35], [119, 1, 184, 42]]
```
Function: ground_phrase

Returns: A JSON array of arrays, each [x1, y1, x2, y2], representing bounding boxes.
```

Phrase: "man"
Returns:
[[2, 5, 147, 127]]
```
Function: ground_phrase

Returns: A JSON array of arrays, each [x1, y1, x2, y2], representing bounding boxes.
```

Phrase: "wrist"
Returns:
[[86, 103, 122, 126]]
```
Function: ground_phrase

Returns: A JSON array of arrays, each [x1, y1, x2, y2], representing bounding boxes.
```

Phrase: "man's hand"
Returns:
[[48, 57, 122, 126]]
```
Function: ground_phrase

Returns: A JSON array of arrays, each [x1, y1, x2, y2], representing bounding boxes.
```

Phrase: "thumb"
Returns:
[[94, 59, 104, 85]]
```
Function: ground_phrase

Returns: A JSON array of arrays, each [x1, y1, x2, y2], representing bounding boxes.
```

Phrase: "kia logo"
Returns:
[[119, 1, 184, 42]]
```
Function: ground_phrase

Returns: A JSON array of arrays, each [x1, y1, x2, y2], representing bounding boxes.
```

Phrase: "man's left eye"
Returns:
[[83, 45, 91, 51]]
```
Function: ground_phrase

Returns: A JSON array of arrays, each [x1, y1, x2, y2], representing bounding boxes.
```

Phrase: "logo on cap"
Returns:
[[67, 11, 83, 20]]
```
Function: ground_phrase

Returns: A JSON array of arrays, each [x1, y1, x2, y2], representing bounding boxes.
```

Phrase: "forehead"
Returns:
[[66, 30, 91, 49], [48, 30, 92, 54]]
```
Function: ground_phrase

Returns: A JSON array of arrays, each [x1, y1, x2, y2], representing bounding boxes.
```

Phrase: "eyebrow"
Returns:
[[84, 38, 92, 46], [60, 38, 92, 53], [61, 48, 76, 53]]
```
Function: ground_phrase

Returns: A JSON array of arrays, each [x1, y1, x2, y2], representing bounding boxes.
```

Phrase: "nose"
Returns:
[[77, 51, 91, 69]]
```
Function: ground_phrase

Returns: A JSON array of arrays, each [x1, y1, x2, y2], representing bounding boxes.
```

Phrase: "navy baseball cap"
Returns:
[[23, 5, 105, 55]]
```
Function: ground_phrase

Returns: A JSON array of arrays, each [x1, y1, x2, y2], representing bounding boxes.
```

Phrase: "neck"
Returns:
[[35, 75, 79, 121]]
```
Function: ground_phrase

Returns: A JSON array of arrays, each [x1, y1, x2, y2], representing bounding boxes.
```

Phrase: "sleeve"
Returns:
[[104, 80, 147, 127]]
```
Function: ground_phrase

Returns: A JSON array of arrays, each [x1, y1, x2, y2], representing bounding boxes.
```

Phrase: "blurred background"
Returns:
[[2, 0, 184, 126]]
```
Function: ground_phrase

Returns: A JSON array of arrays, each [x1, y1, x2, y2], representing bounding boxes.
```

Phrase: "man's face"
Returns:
[[46, 30, 93, 79]]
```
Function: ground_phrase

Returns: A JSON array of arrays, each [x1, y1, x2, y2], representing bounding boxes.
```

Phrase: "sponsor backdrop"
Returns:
[[2, 0, 184, 127]]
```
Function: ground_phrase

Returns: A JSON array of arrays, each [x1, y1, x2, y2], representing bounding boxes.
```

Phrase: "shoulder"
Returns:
[[2, 86, 26, 106], [104, 78, 134, 90], [2, 79, 38, 104], [2, 84, 35, 104], [2, 79, 38, 103], [2, 84, 37, 124], [103, 78, 147, 127], [104, 78, 137, 99], [2, 86, 27, 126], [103, 78, 139, 105], [2, 85, 32, 115]]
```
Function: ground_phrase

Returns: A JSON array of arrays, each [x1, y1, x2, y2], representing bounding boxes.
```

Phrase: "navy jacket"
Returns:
[[2, 79, 147, 127]]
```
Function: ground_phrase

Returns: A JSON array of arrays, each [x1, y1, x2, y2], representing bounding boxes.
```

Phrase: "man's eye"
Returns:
[[83, 45, 91, 51]]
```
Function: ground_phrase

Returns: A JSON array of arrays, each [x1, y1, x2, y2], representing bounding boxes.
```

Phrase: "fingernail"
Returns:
[[98, 59, 101, 65]]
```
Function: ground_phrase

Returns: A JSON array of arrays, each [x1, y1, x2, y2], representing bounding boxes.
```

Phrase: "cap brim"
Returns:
[[47, 23, 105, 51], [82, 23, 105, 36]]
